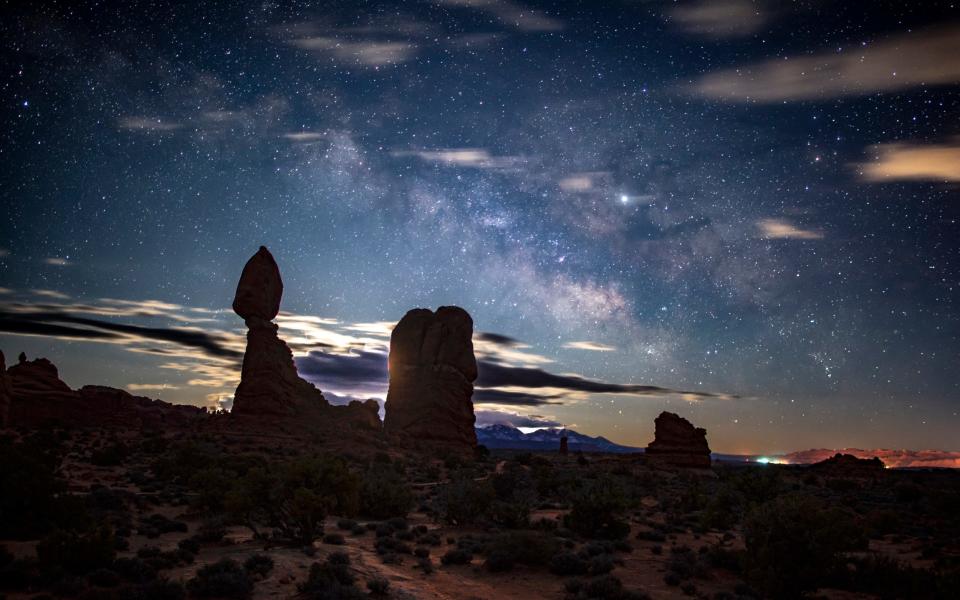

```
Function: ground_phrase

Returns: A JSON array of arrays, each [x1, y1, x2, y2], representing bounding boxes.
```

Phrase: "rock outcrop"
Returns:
[[645, 411, 711, 468], [384, 306, 478, 449], [559, 433, 569, 455], [6, 354, 204, 429], [229, 246, 380, 431], [0, 351, 10, 428], [812, 452, 885, 472]]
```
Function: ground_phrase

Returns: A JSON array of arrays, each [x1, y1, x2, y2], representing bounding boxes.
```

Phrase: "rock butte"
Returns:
[[645, 411, 712, 468], [384, 306, 478, 450]]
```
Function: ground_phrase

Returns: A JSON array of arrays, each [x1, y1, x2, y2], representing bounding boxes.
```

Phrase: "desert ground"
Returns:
[[1, 428, 958, 600]]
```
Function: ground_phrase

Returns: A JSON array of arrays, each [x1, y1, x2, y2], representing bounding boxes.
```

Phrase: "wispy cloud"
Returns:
[[283, 132, 329, 143], [757, 218, 823, 240], [392, 148, 526, 171], [127, 383, 180, 392], [563, 341, 617, 352], [857, 139, 960, 182], [434, 0, 563, 32], [288, 37, 417, 66], [670, 0, 769, 39], [0, 248, 9, 258], [474, 409, 562, 428], [117, 116, 183, 131], [43, 257, 72, 266], [691, 25, 960, 101]]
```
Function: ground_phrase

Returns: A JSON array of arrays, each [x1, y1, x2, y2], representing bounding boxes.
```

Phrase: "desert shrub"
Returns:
[[112, 557, 157, 583], [366, 576, 389, 595], [186, 559, 253, 598], [417, 556, 434, 574], [195, 518, 226, 543], [139, 514, 188, 538], [187, 467, 234, 514], [436, 475, 495, 525], [588, 554, 616, 576], [564, 574, 650, 600], [336, 519, 357, 531], [243, 554, 274, 579], [564, 477, 630, 540], [0, 438, 82, 538], [298, 555, 362, 599], [90, 441, 130, 467], [36, 525, 117, 575], [226, 456, 359, 543], [87, 567, 121, 587], [483, 531, 559, 572], [743, 494, 866, 599], [667, 546, 709, 581], [550, 551, 588, 576], [359, 464, 413, 519], [323, 533, 345, 545], [125, 578, 186, 600], [176, 537, 200, 556], [440, 548, 472, 565]]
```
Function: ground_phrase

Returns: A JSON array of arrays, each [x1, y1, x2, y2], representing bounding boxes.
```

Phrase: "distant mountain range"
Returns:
[[475, 426, 960, 469], [476, 424, 640, 453]]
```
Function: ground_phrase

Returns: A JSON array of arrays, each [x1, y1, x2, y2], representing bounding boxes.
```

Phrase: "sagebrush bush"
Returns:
[[743, 494, 866, 599], [187, 559, 253, 598]]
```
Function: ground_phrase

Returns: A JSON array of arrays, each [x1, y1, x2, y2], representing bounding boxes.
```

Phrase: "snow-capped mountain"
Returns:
[[475, 424, 641, 453]]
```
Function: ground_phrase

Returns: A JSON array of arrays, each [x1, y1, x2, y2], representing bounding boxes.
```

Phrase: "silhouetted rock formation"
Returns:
[[646, 411, 711, 468], [384, 306, 478, 449], [559, 433, 569, 455], [6, 353, 204, 429], [231, 246, 329, 417], [812, 452, 885, 471], [0, 351, 10, 428], [229, 246, 380, 431]]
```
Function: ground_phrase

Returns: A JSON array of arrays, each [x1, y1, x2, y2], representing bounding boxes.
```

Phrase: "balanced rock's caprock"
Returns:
[[231, 246, 329, 418], [0, 351, 10, 428], [384, 306, 478, 449], [646, 411, 711, 468]]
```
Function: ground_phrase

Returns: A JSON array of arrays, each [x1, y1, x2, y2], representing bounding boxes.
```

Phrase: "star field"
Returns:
[[1, 0, 958, 453]]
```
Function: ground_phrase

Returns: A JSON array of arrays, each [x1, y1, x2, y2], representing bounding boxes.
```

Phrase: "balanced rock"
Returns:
[[0, 351, 10, 428], [646, 411, 711, 468], [384, 306, 478, 449], [231, 246, 328, 418]]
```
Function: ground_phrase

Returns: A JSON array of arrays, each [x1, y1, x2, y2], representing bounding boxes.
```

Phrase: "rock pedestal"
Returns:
[[559, 434, 569, 455], [646, 411, 711, 468], [383, 306, 478, 449]]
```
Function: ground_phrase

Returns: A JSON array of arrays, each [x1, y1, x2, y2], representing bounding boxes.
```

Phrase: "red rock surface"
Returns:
[[384, 306, 478, 449], [812, 452, 885, 471], [6, 353, 205, 429], [645, 411, 711, 468]]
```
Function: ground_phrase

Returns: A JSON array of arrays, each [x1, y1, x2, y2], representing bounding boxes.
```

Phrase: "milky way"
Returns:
[[1, 1, 958, 452]]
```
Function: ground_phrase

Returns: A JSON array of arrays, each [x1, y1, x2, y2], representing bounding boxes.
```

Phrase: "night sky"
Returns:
[[2, 1, 959, 454]]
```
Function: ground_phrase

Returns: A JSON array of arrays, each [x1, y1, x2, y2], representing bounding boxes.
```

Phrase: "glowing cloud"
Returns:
[[692, 25, 960, 102], [563, 341, 617, 352], [858, 140, 960, 182], [757, 219, 823, 240]]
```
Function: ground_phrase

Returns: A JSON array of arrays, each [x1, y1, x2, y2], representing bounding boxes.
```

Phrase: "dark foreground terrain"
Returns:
[[1, 430, 959, 600]]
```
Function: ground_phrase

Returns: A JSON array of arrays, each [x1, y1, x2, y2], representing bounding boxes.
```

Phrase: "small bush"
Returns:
[[550, 551, 588, 576], [323, 533, 346, 545], [243, 554, 274, 578], [367, 576, 389, 595], [36, 525, 117, 575], [440, 548, 472, 565], [360, 465, 413, 520], [186, 559, 253, 598]]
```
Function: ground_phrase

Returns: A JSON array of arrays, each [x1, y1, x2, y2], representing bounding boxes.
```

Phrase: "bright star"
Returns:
[[619, 194, 629, 204]]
